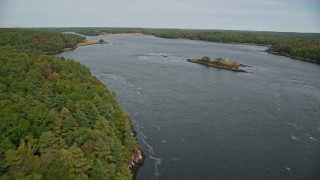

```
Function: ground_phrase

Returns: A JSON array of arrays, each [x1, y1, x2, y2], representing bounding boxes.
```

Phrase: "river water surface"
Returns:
[[59, 35, 320, 180]]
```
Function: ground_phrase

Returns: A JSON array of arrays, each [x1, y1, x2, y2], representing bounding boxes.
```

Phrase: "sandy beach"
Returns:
[[76, 40, 101, 47], [99, 32, 145, 36]]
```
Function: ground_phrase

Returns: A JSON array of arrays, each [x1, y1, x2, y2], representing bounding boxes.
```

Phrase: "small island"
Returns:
[[187, 56, 248, 72]]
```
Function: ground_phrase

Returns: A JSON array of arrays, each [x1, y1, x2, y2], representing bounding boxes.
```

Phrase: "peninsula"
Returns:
[[187, 56, 247, 72], [62, 39, 106, 51]]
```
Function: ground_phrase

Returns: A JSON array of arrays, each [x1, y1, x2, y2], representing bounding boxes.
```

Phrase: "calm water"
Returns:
[[59, 35, 320, 180]]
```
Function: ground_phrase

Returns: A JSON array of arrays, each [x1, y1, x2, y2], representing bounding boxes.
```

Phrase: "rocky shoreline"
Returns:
[[128, 119, 145, 179]]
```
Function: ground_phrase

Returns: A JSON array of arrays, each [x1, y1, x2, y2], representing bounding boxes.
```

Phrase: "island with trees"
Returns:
[[0, 29, 142, 180], [187, 56, 248, 72]]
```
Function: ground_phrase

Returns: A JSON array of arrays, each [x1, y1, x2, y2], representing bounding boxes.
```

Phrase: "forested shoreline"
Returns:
[[46, 27, 320, 63], [0, 29, 86, 54], [0, 29, 142, 179]]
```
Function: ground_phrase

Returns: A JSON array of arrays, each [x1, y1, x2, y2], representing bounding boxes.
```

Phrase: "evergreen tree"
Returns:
[[67, 143, 92, 176], [53, 117, 63, 136], [62, 115, 79, 138], [93, 138, 113, 162], [74, 109, 90, 127], [60, 107, 70, 119], [91, 160, 109, 180], [94, 116, 115, 138], [39, 131, 64, 153]]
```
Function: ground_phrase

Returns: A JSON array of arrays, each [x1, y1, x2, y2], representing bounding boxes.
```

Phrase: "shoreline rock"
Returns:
[[129, 149, 145, 179]]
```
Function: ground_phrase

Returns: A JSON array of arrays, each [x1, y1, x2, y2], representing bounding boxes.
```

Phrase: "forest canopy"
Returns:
[[0, 29, 139, 179]]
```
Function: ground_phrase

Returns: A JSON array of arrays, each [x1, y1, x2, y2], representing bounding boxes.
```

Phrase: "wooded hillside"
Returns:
[[0, 29, 139, 180]]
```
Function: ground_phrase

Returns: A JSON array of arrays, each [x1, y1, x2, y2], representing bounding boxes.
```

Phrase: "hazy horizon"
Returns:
[[0, 0, 319, 33]]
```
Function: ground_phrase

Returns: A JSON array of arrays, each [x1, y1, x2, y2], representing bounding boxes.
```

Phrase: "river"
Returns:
[[59, 35, 320, 180]]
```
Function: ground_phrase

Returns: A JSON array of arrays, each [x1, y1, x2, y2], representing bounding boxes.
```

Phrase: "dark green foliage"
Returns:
[[201, 56, 210, 62], [0, 30, 138, 179]]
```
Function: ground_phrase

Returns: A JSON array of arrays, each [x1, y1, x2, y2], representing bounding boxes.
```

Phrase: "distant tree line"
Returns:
[[46, 27, 320, 62], [0, 29, 139, 179]]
